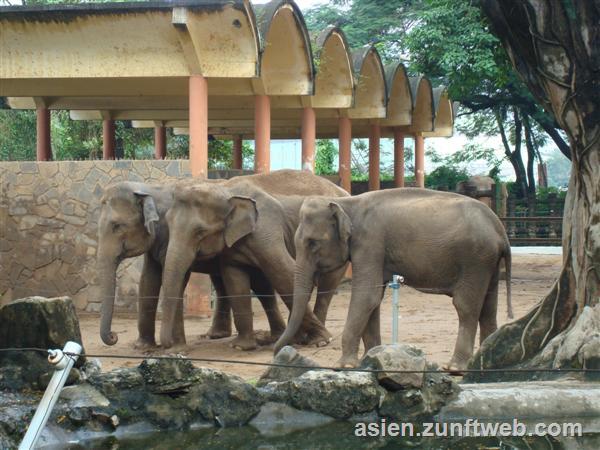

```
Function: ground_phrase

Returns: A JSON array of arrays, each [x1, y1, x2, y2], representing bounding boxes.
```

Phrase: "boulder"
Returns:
[[361, 344, 427, 390], [287, 370, 383, 420], [139, 357, 197, 394], [184, 367, 263, 427], [0, 296, 85, 389], [257, 345, 320, 387], [378, 368, 460, 420]]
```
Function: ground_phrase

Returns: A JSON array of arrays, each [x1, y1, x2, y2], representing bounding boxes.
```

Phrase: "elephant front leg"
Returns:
[[339, 268, 385, 368], [203, 275, 233, 339], [135, 255, 161, 350], [221, 265, 258, 351], [313, 264, 347, 325]]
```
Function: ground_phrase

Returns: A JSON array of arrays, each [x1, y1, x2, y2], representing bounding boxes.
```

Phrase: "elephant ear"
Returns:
[[134, 191, 159, 238], [329, 202, 351, 243], [224, 196, 258, 248]]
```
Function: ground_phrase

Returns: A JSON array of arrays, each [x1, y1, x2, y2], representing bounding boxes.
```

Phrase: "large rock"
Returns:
[[361, 344, 427, 390], [257, 345, 320, 387], [0, 296, 85, 389], [185, 367, 263, 427], [378, 369, 460, 420], [278, 370, 383, 420], [139, 357, 197, 394]]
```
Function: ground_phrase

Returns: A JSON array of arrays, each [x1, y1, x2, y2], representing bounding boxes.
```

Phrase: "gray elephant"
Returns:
[[274, 188, 513, 371], [160, 174, 349, 350], [96, 181, 288, 349], [97, 170, 346, 349]]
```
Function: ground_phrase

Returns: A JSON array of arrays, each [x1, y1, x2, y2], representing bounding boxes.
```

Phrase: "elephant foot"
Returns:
[[337, 355, 359, 368], [230, 334, 258, 351], [443, 358, 467, 376], [202, 327, 233, 340], [254, 330, 279, 346], [298, 328, 332, 348], [133, 337, 158, 350]]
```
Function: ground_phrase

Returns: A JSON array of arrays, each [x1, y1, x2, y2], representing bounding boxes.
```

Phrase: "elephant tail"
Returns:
[[503, 243, 513, 319]]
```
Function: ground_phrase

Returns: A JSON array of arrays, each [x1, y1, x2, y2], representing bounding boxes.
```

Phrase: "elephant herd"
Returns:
[[96, 170, 513, 371]]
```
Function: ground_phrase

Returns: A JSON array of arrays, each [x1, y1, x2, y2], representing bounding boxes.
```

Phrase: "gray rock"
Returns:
[[361, 344, 427, 390], [379, 368, 460, 420], [257, 345, 320, 387], [184, 367, 263, 427], [249, 402, 335, 437], [88, 367, 144, 397], [288, 370, 383, 419], [0, 296, 85, 390], [138, 357, 197, 394], [60, 383, 110, 408]]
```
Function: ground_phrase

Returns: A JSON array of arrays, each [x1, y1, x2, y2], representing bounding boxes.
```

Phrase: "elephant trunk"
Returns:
[[274, 259, 316, 355], [97, 250, 120, 346], [160, 241, 196, 347]]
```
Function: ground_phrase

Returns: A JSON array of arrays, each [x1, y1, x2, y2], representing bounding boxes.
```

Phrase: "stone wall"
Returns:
[[0, 160, 194, 312]]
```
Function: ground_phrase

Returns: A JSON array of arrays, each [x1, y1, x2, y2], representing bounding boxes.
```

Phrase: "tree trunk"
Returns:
[[468, 0, 600, 381]]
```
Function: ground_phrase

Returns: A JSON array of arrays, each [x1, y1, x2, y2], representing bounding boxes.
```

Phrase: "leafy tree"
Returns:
[[0, 110, 37, 161], [314, 139, 337, 175], [469, 0, 600, 378]]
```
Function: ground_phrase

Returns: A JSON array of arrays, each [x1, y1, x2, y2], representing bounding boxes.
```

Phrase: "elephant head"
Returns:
[[274, 197, 351, 354], [97, 183, 159, 345], [160, 183, 257, 347]]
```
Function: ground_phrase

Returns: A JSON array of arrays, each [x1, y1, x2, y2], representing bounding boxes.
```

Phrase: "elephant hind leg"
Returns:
[[204, 275, 233, 339], [479, 267, 499, 344], [250, 271, 287, 344], [447, 274, 491, 371]]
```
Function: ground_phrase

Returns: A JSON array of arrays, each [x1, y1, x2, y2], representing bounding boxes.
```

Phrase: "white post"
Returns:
[[390, 275, 404, 344], [19, 341, 83, 450]]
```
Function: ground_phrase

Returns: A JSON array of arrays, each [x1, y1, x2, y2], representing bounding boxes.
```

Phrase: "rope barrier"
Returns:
[[0, 347, 598, 375]]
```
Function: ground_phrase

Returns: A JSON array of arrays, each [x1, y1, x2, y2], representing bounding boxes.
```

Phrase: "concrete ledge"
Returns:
[[439, 381, 600, 421]]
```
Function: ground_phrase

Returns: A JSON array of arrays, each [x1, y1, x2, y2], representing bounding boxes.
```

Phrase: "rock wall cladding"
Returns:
[[0, 160, 192, 311]]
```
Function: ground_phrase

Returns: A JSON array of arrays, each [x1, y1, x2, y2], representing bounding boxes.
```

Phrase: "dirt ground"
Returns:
[[78, 254, 562, 380]]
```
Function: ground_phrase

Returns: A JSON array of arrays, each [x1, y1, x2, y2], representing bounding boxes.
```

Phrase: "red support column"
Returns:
[[338, 117, 352, 193], [414, 134, 425, 188], [36, 107, 51, 161], [102, 119, 115, 160], [394, 129, 405, 187], [154, 124, 166, 160], [301, 106, 316, 172], [254, 95, 271, 173], [232, 135, 243, 170], [368, 123, 381, 191], [189, 74, 208, 178]]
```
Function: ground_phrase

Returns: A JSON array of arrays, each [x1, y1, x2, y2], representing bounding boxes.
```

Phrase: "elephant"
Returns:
[[160, 172, 350, 350], [274, 188, 513, 371], [97, 170, 347, 349], [96, 181, 286, 349]]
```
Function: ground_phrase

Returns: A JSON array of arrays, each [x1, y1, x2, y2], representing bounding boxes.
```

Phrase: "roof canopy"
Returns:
[[1, 0, 455, 139]]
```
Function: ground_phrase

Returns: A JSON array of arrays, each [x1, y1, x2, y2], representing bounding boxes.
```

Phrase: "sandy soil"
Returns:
[[78, 254, 562, 380]]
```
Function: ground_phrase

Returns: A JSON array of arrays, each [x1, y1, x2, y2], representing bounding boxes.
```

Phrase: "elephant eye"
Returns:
[[307, 238, 319, 251], [111, 222, 124, 232]]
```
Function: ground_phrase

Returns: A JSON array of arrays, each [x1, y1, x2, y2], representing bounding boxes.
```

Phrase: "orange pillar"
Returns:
[[368, 123, 380, 191], [338, 117, 352, 193], [414, 134, 425, 188], [254, 95, 271, 173], [189, 74, 208, 178], [102, 119, 115, 160], [154, 125, 166, 159], [36, 107, 51, 161], [232, 135, 243, 170], [301, 107, 316, 172], [394, 129, 405, 187]]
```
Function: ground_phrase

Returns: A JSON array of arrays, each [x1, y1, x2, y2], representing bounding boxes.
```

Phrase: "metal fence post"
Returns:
[[389, 275, 404, 344], [19, 341, 83, 450]]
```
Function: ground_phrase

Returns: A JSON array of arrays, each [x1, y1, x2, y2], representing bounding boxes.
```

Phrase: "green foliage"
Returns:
[[425, 165, 469, 190], [206, 139, 254, 170], [0, 110, 37, 161], [314, 139, 337, 175]]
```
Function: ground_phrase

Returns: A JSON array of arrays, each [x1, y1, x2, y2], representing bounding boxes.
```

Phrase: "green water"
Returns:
[[72, 422, 599, 450]]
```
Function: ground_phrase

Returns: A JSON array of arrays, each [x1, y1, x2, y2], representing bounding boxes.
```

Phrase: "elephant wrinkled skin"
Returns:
[[161, 173, 349, 350], [274, 188, 513, 371]]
